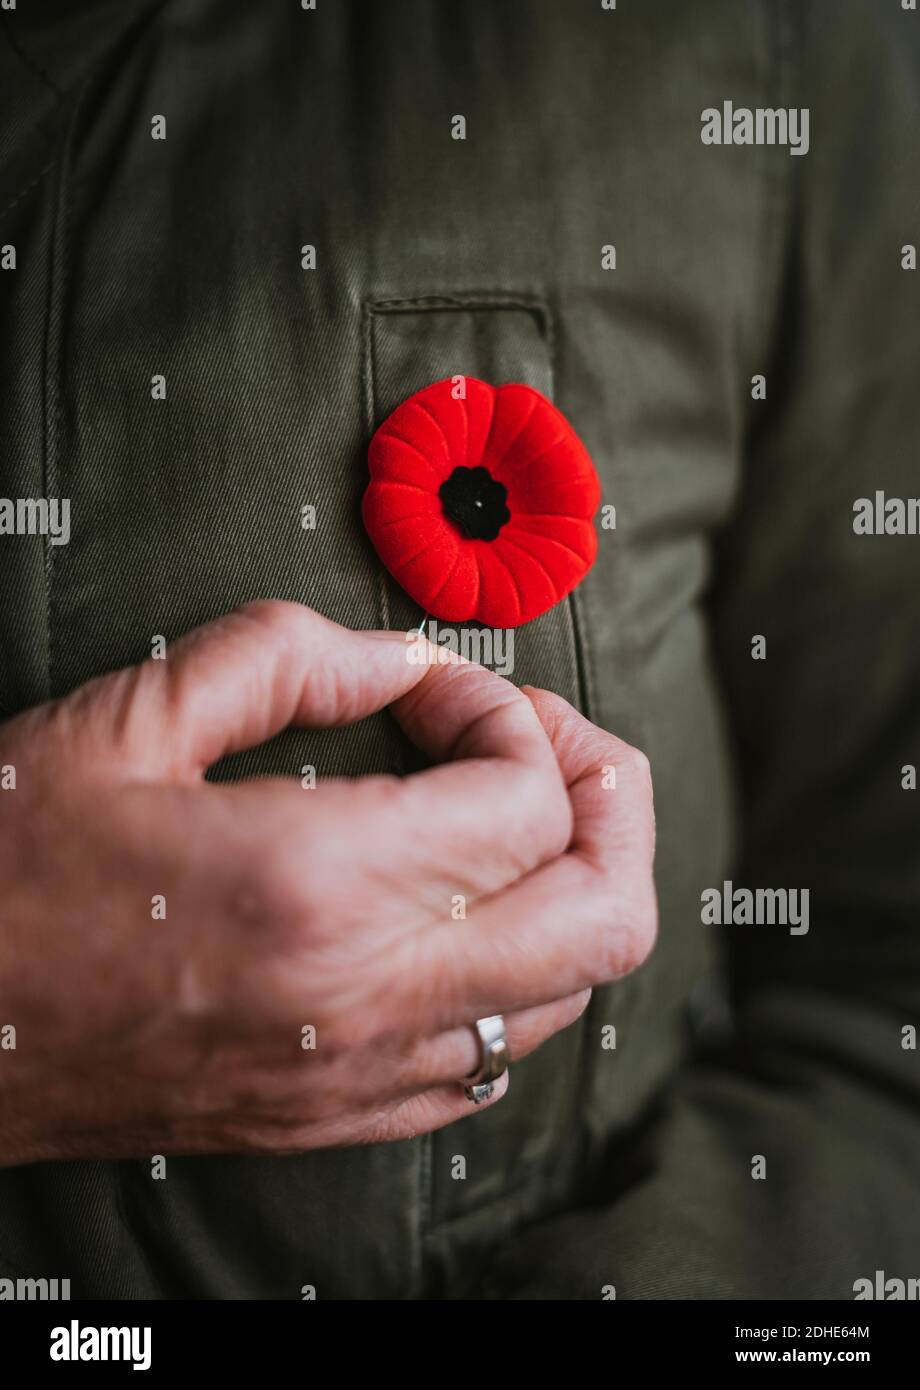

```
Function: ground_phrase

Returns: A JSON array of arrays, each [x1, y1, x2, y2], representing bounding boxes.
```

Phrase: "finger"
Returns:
[[205, 658, 574, 911], [385, 660, 574, 889], [364, 1070, 511, 1143], [305, 1072, 512, 1149], [53, 602, 436, 778], [383, 694, 657, 1030], [523, 686, 657, 871], [391, 655, 559, 769], [234, 991, 590, 1126], [397, 987, 592, 1093], [199, 1072, 511, 1157]]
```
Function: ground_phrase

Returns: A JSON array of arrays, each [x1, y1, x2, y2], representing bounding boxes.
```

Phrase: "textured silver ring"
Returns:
[[463, 1014, 509, 1104]]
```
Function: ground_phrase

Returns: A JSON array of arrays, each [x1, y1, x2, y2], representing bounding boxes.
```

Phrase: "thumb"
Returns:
[[56, 601, 437, 779]]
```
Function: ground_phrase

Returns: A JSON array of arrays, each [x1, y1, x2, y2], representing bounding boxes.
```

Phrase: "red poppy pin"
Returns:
[[362, 377, 601, 628]]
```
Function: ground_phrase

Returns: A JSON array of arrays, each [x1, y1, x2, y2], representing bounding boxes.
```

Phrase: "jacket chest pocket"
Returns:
[[364, 294, 590, 721], [365, 295, 598, 1259]]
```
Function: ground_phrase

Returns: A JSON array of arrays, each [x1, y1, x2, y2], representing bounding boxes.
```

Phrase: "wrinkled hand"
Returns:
[[0, 602, 656, 1164]]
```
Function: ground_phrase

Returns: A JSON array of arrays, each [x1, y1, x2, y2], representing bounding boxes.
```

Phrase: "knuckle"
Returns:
[[607, 737, 652, 791], [627, 743, 652, 786], [352, 772, 410, 823], [234, 598, 299, 633], [361, 1104, 420, 1147], [246, 839, 318, 937], [45, 667, 146, 771], [624, 744, 655, 815], [587, 870, 658, 980], [0, 703, 55, 779]]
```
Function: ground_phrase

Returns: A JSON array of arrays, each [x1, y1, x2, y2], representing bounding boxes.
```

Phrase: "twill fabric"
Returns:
[[0, 0, 919, 1299]]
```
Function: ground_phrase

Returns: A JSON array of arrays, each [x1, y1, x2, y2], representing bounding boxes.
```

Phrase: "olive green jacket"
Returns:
[[1, 0, 918, 1299]]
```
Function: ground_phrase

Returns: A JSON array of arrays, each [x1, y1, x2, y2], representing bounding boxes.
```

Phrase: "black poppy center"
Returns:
[[439, 465, 510, 541]]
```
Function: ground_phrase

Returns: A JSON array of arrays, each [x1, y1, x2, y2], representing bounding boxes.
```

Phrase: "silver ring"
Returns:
[[463, 1014, 509, 1103]]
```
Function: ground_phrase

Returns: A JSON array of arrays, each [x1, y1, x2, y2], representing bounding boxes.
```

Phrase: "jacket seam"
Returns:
[[748, 0, 797, 404], [41, 109, 72, 702], [362, 294, 428, 1296], [362, 299, 393, 632]]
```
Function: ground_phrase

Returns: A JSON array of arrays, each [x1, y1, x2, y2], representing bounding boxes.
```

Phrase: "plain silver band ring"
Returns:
[[463, 1014, 509, 1103]]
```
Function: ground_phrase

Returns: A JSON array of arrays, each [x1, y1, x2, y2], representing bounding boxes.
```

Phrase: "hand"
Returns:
[[0, 602, 656, 1164]]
